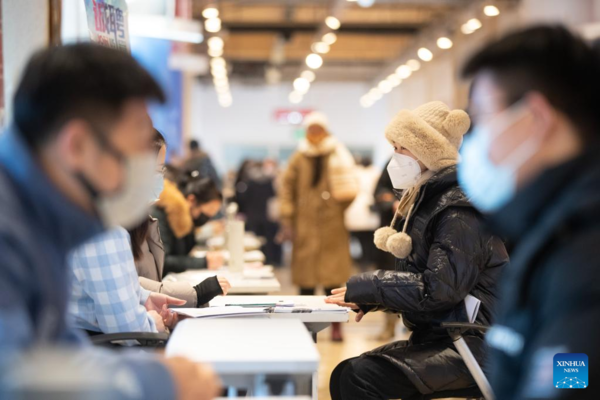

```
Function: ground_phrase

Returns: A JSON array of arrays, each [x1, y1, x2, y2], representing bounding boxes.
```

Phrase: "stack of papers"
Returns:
[[175, 306, 268, 319]]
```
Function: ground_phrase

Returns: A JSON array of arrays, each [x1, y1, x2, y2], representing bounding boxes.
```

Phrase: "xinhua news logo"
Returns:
[[554, 353, 588, 389]]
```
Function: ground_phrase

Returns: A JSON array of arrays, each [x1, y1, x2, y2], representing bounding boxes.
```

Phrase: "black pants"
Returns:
[[299, 287, 337, 296], [330, 356, 422, 400]]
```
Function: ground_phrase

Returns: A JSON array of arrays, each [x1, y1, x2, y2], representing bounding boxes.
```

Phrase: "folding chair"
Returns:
[[423, 323, 495, 400]]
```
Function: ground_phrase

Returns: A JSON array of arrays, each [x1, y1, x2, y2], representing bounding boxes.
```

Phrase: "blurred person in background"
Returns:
[[130, 130, 230, 308], [279, 111, 358, 341], [0, 44, 218, 400], [345, 156, 380, 270], [183, 139, 221, 189], [152, 176, 224, 275], [235, 158, 282, 266], [327, 101, 508, 400], [460, 25, 600, 400]]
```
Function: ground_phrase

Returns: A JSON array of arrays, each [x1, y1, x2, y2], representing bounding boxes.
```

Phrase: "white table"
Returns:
[[209, 296, 349, 341], [167, 319, 319, 398], [164, 266, 281, 294]]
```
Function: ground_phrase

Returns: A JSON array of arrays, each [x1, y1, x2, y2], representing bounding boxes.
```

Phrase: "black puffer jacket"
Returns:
[[345, 165, 508, 394]]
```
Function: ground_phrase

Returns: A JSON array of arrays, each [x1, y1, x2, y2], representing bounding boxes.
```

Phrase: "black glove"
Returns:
[[194, 276, 223, 307]]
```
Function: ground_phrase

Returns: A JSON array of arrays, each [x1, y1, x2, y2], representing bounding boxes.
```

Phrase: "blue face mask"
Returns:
[[458, 102, 540, 213]]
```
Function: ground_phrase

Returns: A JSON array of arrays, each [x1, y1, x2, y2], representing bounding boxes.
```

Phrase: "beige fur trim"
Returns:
[[374, 227, 397, 251], [385, 110, 458, 171], [386, 232, 412, 259], [156, 179, 193, 239]]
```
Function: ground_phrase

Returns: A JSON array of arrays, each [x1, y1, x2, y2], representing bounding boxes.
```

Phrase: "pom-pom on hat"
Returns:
[[384, 101, 470, 171]]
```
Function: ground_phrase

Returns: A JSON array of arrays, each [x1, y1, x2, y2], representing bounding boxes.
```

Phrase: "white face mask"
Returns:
[[387, 153, 422, 190], [149, 173, 164, 204], [96, 153, 157, 228]]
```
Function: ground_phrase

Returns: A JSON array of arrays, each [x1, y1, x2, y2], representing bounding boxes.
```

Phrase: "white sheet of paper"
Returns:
[[174, 306, 268, 319], [464, 294, 481, 323]]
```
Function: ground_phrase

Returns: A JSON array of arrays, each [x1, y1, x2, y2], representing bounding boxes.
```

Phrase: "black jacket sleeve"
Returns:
[[194, 276, 223, 307], [346, 207, 488, 313]]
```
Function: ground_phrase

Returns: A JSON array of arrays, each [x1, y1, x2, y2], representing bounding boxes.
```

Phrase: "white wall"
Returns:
[[191, 81, 394, 173], [2, 0, 49, 125]]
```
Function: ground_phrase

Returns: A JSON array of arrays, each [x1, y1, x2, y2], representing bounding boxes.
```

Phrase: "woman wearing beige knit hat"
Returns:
[[327, 101, 509, 400]]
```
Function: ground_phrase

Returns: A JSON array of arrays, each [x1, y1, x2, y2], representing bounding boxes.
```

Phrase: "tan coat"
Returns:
[[135, 217, 198, 307], [279, 137, 355, 288]]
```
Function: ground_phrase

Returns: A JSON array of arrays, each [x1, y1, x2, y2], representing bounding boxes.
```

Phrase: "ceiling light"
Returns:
[[461, 24, 475, 34], [325, 16, 341, 30], [219, 98, 232, 108], [378, 80, 392, 93], [215, 85, 230, 94], [301, 70, 316, 82], [395, 65, 412, 79], [208, 48, 223, 57], [466, 18, 482, 31], [204, 17, 221, 33], [322, 32, 337, 45], [387, 74, 401, 87], [369, 88, 382, 100], [211, 68, 227, 79], [406, 59, 421, 71], [294, 77, 310, 93], [437, 37, 453, 49], [418, 47, 433, 62], [312, 42, 330, 54], [207, 36, 224, 50], [357, 0, 375, 7], [213, 77, 229, 87], [210, 57, 226, 69], [202, 7, 219, 19], [306, 53, 323, 69], [289, 91, 303, 104], [484, 5, 500, 16], [360, 96, 373, 108]]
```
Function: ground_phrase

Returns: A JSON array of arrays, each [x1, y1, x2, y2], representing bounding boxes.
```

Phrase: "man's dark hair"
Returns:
[[183, 177, 222, 205], [462, 25, 600, 143], [189, 139, 200, 151], [13, 43, 165, 150]]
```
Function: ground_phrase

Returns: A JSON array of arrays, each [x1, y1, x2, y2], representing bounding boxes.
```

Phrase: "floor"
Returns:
[[272, 266, 461, 400]]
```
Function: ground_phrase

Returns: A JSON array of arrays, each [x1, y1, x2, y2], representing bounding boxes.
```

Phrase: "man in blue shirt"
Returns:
[[0, 43, 219, 400]]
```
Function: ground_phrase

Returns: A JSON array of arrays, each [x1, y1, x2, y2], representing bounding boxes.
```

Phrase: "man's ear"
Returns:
[[526, 92, 557, 141], [56, 120, 94, 170]]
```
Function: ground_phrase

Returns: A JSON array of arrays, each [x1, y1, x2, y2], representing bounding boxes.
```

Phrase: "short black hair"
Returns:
[[183, 177, 222, 205], [462, 25, 600, 143], [14, 43, 165, 150], [189, 139, 200, 150]]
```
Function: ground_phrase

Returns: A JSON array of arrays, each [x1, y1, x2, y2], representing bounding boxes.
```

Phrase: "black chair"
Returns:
[[423, 323, 495, 400], [89, 332, 170, 348]]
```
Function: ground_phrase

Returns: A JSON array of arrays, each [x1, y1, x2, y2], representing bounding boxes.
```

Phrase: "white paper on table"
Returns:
[[174, 306, 268, 319], [464, 294, 481, 323], [273, 304, 348, 313]]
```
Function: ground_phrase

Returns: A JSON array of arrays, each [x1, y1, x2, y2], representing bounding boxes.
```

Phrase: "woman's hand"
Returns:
[[325, 287, 360, 309], [217, 276, 231, 295], [160, 305, 189, 330]]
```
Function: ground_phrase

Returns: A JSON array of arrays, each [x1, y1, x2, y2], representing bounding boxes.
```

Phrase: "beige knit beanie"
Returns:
[[384, 101, 471, 171]]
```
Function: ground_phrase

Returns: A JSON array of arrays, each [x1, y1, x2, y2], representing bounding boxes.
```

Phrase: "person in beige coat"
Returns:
[[279, 112, 358, 341], [128, 130, 230, 308]]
